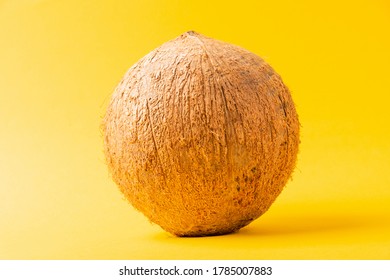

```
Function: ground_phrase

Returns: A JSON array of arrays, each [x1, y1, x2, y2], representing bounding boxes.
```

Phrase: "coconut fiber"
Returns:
[[102, 31, 300, 237]]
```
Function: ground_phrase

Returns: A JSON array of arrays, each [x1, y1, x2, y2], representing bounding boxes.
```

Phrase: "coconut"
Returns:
[[102, 31, 300, 237]]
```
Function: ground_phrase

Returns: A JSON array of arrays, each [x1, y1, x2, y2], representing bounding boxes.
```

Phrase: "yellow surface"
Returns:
[[1, 0, 389, 259]]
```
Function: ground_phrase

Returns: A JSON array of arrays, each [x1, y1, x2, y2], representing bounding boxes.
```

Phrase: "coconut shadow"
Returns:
[[238, 213, 367, 237], [149, 211, 369, 240]]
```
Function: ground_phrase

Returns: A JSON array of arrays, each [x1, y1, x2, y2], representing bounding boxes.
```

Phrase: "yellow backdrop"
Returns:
[[0, 0, 389, 259]]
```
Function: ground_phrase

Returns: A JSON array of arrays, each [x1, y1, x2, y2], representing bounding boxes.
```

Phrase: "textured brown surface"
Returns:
[[102, 31, 300, 237]]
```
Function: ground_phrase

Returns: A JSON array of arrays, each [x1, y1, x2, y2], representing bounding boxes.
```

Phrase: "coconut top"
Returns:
[[118, 30, 272, 107]]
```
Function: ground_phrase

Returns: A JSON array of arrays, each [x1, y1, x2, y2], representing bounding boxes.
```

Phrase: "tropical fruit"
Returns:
[[102, 31, 300, 236]]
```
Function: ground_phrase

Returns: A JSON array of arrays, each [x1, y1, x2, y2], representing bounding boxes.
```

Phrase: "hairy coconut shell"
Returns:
[[102, 31, 300, 237]]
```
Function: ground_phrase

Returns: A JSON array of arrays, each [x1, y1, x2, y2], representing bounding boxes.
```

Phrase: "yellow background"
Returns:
[[1, 0, 389, 259]]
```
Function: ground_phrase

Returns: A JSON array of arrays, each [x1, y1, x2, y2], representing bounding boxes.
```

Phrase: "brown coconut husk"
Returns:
[[102, 31, 300, 237]]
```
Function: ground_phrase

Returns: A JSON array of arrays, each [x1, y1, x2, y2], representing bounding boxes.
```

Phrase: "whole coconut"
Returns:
[[103, 31, 300, 237]]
